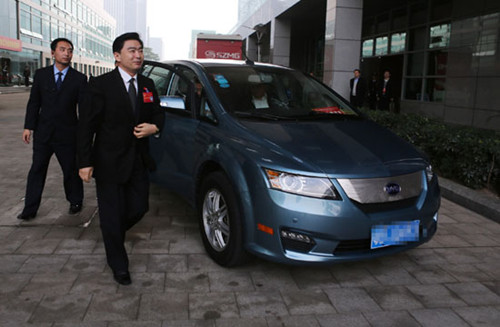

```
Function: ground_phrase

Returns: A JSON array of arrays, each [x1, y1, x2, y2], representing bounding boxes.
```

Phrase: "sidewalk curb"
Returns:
[[439, 176, 500, 223], [0, 86, 31, 94]]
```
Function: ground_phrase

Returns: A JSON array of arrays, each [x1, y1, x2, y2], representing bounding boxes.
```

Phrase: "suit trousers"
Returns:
[[95, 155, 150, 272], [23, 137, 83, 215]]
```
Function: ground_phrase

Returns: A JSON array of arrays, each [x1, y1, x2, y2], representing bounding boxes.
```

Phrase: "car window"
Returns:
[[205, 66, 359, 121], [147, 66, 173, 96], [165, 66, 200, 113], [199, 98, 216, 122], [141, 64, 154, 78]]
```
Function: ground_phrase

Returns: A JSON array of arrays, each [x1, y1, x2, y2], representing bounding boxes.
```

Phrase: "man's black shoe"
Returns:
[[113, 271, 132, 285], [17, 213, 36, 220], [69, 204, 82, 214]]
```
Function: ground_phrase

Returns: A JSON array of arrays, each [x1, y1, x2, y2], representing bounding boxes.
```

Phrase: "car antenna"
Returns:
[[241, 48, 254, 65]]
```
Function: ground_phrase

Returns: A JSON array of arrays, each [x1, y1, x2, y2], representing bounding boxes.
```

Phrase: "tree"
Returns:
[[143, 47, 160, 61]]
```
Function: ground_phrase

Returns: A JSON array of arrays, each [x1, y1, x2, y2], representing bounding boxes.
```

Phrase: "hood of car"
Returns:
[[237, 118, 427, 177]]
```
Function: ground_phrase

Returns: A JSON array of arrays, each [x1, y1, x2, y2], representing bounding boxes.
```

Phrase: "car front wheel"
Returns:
[[198, 171, 247, 267]]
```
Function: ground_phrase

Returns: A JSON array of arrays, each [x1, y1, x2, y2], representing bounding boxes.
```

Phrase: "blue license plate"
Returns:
[[371, 220, 420, 249]]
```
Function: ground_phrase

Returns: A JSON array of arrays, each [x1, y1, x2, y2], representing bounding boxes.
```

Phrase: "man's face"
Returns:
[[251, 84, 267, 99], [354, 70, 360, 78], [114, 39, 144, 75], [384, 71, 391, 79], [52, 41, 73, 67]]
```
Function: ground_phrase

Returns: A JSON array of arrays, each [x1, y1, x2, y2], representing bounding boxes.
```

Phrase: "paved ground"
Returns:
[[1, 92, 499, 326]]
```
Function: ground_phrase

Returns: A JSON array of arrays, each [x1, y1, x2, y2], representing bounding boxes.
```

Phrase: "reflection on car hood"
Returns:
[[237, 119, 426, 176]]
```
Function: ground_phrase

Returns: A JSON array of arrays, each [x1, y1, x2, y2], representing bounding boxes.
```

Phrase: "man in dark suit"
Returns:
[[77, 33, 164, 285], [18, 38, 87, 220], [349, 69, 366, 109], [377, 69, 394, 111]]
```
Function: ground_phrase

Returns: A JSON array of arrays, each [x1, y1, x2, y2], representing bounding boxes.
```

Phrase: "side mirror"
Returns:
[[159, 96, 186, 110]]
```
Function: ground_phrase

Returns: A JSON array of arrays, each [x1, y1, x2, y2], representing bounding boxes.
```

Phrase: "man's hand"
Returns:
[[133, 123, 159, 139], [79, 167, 94, 183], [22, 129, 32, 144]]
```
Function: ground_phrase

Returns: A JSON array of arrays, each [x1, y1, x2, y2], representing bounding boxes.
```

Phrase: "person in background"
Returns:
[[251, 82, 270, 109], [18, 38, 86, 220], [23, 65, 31, 87], [368, 73, 378, 110], [349, 69, 366, 109], [2, 63, 8, 85], [377, 69, 394, 111], [77, 32, 164, 286]]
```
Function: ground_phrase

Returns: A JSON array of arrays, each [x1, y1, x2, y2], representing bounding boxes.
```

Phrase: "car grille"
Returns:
[[337, 171, 423, 204], [333, 239, 372, 254], [352, 196, 419, 213]]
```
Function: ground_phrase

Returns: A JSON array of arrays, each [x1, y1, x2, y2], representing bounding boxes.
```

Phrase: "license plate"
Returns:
[[371, 220, 420, 249]]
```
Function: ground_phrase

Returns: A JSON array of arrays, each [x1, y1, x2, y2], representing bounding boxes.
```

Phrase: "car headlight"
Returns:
[[426, 165, 434, 182], [264, 169, 339, 199]]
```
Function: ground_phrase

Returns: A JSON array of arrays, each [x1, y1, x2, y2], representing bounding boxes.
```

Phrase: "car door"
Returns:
[[142, 62, 200, 201]]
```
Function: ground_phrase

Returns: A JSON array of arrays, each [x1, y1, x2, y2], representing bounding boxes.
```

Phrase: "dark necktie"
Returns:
[[56, 72, 63, 90], [128, 77, 137, 113]]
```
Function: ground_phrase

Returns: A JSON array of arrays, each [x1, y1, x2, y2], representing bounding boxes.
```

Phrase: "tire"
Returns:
[[198, 171, 247, 267]]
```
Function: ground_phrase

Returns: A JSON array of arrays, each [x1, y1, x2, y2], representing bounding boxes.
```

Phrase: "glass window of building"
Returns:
[[363, 17, 375, 36], [392, 8, 407, 30], [51, 21, 57, 40], [429, 23, 451, 48], [362, 39, 374, 57], [407, 52, 425, 76], [409, 27, 426, 50], [410, 1, 427, 26], [20, 6, 31, 31], [474, 13, 499, 57], [42, 16, 50, 45], [376, 14, 390, 34], [425, 78, 446, 102], [428, 50, 448, 75], [405, 78, 423, 100], [431, 0, 452, 21], [375, 36, 388, 56], [391, 33, 406, 53]]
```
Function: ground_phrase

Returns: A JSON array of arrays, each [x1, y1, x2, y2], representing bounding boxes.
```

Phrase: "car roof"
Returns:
[[156, 59, 294, 71]]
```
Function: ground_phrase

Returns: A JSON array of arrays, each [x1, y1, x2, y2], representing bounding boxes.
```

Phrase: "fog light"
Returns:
[[280, 230, 313, 244]]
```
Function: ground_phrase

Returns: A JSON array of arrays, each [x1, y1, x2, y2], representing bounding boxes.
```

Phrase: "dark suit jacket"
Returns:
[[377, 78, 394, 99], [349, 77, 366, 99], [24, 65, 87, 144], [77, 68, 164, 184]]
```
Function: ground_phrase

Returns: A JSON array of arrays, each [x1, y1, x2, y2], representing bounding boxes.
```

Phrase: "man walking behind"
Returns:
[[18, 38, 86, 220], [77, 32, 164, 285]]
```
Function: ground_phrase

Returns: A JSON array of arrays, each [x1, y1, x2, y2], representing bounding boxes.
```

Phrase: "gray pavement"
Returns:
[[1, 92, 499, 326]]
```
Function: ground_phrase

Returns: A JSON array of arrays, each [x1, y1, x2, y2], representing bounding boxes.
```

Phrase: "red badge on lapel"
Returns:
[[142, 88, 154, 103]]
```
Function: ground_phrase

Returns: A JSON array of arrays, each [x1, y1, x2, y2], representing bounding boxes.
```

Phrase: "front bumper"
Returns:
[[243, 176, 440, 265]]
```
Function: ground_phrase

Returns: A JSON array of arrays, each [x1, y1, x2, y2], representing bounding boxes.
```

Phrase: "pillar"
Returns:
[[323, 0, 363, 99], [270, 17, 291, 67]]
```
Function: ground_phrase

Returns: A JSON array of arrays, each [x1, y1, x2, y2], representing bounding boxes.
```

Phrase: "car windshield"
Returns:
[[204, 65, 359, 120]]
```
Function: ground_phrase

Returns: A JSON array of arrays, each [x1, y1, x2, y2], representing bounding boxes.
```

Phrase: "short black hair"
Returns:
[[51, 38, 74, 51], [353, 69, 361, 73], [112, 32, 143, 53]]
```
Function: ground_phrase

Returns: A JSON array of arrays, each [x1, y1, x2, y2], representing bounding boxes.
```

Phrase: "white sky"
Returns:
[[146, 0, 239, 60]]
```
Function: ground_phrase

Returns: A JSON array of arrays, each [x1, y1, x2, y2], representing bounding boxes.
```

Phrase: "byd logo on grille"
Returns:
[[384, 183, 401, 195]]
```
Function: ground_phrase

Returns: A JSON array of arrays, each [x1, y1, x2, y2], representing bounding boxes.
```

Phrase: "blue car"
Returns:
[[141, 59, 440, 267]]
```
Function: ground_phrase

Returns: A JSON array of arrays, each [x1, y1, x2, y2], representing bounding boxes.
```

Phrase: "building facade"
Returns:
[[103, 0, 148, 49], [232, 0, 500, 130], [0, 0, 116, 83]]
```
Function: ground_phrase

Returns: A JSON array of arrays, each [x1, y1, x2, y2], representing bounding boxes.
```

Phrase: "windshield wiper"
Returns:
[[289, 112, 361, 121], [232, 111, 295, 121]]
